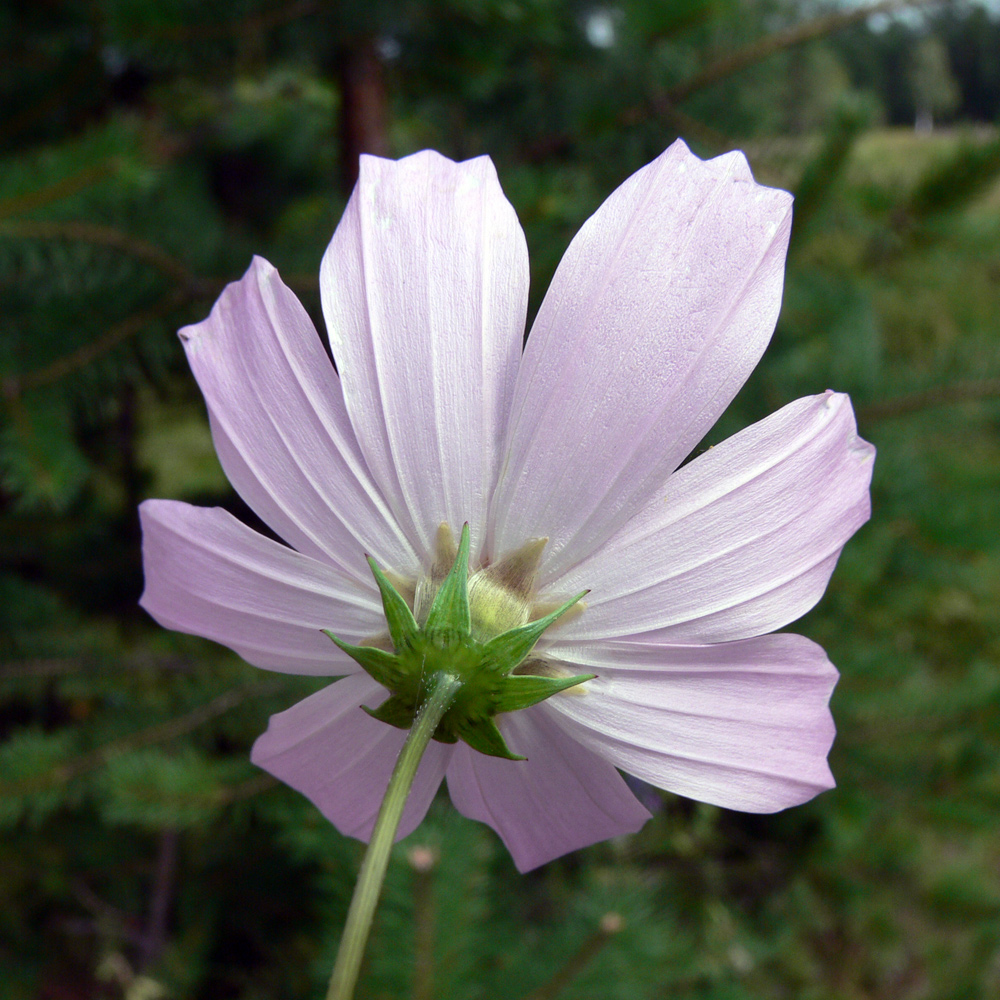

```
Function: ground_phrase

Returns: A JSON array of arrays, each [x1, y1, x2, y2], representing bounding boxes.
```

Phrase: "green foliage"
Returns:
[[3, 1, 1000, 998], [1, 390, 90, 512], [787, 96, 871, 252], [904, 132, 1000, 221]]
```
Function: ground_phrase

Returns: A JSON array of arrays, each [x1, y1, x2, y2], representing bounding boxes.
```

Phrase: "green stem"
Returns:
[[325, 671, 462, 1000]]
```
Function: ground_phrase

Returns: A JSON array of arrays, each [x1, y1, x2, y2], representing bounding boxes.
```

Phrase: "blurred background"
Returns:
[[2, 1, 999, 997]]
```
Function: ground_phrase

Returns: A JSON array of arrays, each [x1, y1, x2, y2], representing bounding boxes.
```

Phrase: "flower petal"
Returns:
[[251, 673, 452, 841], [139, 500, 382, 675], [445, 707, 651, 872], [179, 256, 416, 579], [544, 633, 838, 812], [492, 140, 793, 576], [320, 151, 528, 562], [553, 392, 874, 642]]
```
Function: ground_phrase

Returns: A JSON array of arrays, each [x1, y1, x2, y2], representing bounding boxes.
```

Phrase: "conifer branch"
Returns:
[[0, 678, 286, 796], [662, 0, 934, 105], [0, 219, 320, 297], [145, 0, 318, 41], [212, 772, 279, 805], [622, 101, 735, 152], [528, 1, 929, 162], [71, 878, 145, 943], [0, 655, 191, 681], [4, 286, 191, 397], [0, 219, 201, 288], [0, 163, 115, 220], [2, 56, 96, 144], [0, 220, 206, 395], [0, 218, 318, 396], [520, 913, 624, 1000], [859, 379, 1000, 422]]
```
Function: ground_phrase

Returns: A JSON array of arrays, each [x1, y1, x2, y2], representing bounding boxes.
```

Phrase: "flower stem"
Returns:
[[325, 671, 462, 1000]]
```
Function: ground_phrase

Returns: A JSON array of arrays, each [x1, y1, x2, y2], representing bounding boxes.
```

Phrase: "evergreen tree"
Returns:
[[3, 2, 999, 997]]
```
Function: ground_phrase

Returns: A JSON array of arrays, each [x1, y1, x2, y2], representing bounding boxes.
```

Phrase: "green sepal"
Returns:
[[451, 714, 524, 760], [362, 692, 460, 742], [366, 558, 420, 651], [480, 591, 588, 676], [324, 632, 405, 690], [493, 672, 595, 714], [424, 523, 471, 640], [361, 695, 414, 731], [329, 533, 592, 763]]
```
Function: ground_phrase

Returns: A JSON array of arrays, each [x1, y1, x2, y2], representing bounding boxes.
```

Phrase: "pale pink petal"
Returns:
[[251, 673, 452, 841], [552, 392, 874, 642], [179, 256, 417, 580], [139, 500, 382, 675], [320, 151, 528, 563], [445, 707, 651, 871], [492, 140, 793, 576], [543, 633, 837, 812]]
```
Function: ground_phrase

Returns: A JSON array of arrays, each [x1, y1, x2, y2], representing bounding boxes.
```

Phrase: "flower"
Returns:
[[139, 141, 874, 872]]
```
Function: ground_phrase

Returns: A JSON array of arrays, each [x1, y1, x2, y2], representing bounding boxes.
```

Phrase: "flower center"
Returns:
[[325, 524, 591, 759], [412, 523, 582, 644]]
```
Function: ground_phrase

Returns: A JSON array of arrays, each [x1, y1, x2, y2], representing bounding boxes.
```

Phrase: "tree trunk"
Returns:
[[337, 37, 389, 196]]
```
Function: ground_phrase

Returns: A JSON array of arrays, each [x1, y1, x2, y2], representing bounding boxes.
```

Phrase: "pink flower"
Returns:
[[140, 142, 874, 872]]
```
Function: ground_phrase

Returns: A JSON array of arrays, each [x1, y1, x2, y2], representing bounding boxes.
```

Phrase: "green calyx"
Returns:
[[325, 524, 591, 760]]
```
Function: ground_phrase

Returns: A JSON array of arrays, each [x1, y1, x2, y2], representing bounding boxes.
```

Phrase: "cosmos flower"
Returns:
[[140, 141, 874, 872]]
